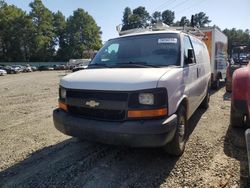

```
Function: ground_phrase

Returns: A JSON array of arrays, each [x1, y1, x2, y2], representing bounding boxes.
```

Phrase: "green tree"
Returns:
[[192, 12, 211, 27], [132, 6, 150, 28], [179, 16, 190, 26], [0, 1, 6, 61], [0, 4, 34, 61], [223, 28, 250, 55], [121, 7, 132, 31], [0, 0, 103, 62], [162, 10, 175, 25], [53, 11, 67, 61], [151, 11, 162, 24], [121, 6, 150, 31], [17, 14, 34, 62], [66, 8, 102, 59], [29, 0, 55, 61]]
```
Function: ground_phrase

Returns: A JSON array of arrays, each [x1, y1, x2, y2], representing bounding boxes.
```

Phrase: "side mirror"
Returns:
[[187, 49, 195, 64]]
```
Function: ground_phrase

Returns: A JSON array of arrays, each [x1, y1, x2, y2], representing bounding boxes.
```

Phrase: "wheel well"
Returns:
[[179, 98, 189, 118], [208, 78, 211, 89]]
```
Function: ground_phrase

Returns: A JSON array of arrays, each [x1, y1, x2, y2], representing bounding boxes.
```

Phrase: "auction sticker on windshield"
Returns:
[[158, 38, 177, 44]]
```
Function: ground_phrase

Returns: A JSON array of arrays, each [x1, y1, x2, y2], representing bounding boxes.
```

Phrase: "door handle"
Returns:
[[197, 68, 199, 78]]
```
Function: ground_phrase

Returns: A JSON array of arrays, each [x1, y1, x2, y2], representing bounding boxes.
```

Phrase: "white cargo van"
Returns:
[[53, 26, 211, 156]]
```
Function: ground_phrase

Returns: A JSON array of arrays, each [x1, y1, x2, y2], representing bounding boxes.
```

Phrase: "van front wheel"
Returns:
[[164, 106, 187, 156]]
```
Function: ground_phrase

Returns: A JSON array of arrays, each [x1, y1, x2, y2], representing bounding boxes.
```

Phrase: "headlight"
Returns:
[[60, 87, 66, 99], [139, 93, 154, 105]]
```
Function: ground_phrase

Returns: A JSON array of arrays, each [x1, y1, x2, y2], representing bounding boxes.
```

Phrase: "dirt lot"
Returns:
[[0, 71, 249, 188]]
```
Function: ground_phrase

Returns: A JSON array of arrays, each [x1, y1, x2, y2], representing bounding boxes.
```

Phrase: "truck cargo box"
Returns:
[[201, 27, 228, 89]]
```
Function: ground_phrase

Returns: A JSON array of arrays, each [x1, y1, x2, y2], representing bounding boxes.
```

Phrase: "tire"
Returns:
[[225, 80, 231, 92], [212, 79, 220, 89], [247, 116, 250, 128], [225, 85, 231, 93], [200, 87, 210, 109], [164, 106, 187, 156], [230, 105, 245, 127]]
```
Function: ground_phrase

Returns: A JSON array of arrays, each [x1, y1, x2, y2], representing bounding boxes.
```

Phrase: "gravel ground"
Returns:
[[0, 71, 249, 188]]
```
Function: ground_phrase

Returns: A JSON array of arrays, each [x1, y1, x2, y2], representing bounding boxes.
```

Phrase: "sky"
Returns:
[[5, 0, 250, 42]]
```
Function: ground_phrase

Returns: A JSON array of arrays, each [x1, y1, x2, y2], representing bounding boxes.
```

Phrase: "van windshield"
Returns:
[[90, 33, 180, 68]]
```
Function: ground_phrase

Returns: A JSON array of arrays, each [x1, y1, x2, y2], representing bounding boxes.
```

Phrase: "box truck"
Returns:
[[201, 27, 228, 89]]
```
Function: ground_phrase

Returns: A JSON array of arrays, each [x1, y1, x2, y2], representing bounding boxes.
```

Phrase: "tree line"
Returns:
[[0, 0, 102, 62], [121, 6, 211, 31], [121, 6, 250, 55], [223, 28, 250, 55]]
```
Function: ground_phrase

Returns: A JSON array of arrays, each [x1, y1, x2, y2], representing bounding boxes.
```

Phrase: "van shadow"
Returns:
[[186, 108, 207, 139], [0, 110, 206, 188], [224, 125, 249, 188]]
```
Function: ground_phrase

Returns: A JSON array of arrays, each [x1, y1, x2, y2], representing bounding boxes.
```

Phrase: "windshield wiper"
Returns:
[[115, 61, 159, 68], [88, 63, 112, 68], [156, 64, 179, 67]]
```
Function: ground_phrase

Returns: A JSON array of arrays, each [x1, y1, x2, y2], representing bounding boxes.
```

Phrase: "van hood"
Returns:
[[60, 68, 172, 91]]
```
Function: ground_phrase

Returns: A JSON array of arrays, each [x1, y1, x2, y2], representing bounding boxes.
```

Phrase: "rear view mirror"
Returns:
[[187, 49, 195, 64]]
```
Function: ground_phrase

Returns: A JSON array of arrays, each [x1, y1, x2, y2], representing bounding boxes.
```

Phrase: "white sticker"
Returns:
[[158, 38, 177, 44]]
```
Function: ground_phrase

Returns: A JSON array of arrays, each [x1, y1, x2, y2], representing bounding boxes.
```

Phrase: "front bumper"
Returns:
[[53, 109, 177, 147]]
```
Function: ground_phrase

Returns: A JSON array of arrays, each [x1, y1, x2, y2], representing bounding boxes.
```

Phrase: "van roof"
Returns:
[[109, 30, 182, 40], [113, 23, 207, 42]]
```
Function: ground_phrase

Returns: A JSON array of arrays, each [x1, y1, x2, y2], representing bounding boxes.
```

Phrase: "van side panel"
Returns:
[[158, 34, 211, 119], [190, 35, 211, 104]]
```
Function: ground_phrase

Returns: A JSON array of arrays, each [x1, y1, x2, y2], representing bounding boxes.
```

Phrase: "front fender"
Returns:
[[157, 68, 188, 117], [232, 65, 250, 115]]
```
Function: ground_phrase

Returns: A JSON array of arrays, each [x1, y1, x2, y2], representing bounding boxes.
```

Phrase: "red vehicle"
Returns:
[[230, 62, 250, 127]]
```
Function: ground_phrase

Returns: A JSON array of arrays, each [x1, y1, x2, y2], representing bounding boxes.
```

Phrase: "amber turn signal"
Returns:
[[128, 108, 167, 118], [59, 101, 68, 111]]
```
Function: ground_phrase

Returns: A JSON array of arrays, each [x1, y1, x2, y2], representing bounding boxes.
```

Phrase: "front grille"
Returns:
[[64, 88, 167, 121], [68, 106, 126, 121], [66, 89, 128, 121], [67, 90, 128, 101]]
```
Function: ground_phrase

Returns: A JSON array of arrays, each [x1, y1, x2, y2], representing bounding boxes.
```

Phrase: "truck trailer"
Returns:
[[201, 27, 228, 89]]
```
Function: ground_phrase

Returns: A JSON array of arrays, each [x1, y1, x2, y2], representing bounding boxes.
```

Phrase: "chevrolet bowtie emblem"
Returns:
[[85, 100, 100, 108]]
